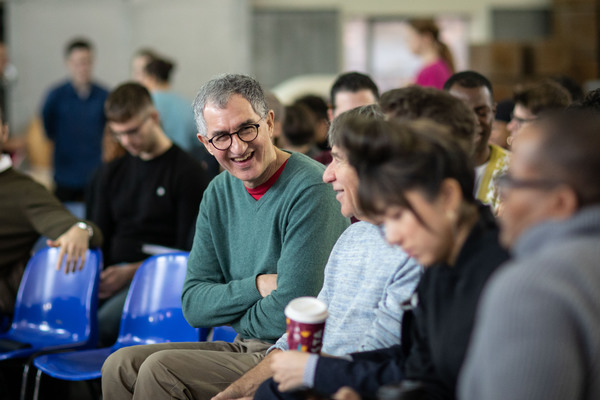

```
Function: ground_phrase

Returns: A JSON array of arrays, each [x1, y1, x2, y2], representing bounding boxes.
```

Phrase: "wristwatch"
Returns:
[[75, 221, 94, 238]]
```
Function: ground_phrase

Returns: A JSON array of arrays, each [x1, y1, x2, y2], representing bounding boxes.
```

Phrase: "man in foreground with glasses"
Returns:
[[460, 110, 600, 399], [101, 74, 348, 399], [90, 82, 208, 346]]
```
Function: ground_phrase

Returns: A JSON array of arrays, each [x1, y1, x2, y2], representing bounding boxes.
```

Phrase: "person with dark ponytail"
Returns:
[[407, 19, 454, 90]]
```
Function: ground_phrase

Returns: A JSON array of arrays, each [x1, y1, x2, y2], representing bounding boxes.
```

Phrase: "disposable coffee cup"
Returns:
[[285, 297, 328, 353]]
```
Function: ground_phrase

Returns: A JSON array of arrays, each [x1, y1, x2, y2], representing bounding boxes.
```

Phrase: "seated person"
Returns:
[[139, 56, 219, 180], [507, 79, 571, 140], [279, 104, 320, 159], [255, 118, 509, 400], [0, 107, 102, 322], [314, 72, 380, 166], [90, 82, 208, 345], [293, 94, 330, 152], [460, 110, 600, 400], [444, 71, 510, 213], [212, 106, 421, 400], [101, 74, 349, 399]]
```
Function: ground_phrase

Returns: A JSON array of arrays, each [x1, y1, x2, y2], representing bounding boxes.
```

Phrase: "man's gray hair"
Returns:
[[193, 74, 269, 137], [328, 104, 384, 147]]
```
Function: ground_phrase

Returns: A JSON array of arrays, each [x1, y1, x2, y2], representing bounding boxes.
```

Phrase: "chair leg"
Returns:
[[32, 369, 43, 400], [20, 362, 30, 400]]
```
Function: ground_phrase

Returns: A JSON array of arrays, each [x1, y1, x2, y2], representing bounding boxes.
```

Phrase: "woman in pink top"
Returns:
[[407, 19, 454, 90]]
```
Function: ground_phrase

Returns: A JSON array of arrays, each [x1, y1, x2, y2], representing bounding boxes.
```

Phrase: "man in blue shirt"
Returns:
[[41, 38, 108, 202]]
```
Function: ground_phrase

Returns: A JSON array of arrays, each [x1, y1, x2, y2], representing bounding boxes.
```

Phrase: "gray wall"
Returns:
[[7, 0, 250, 133]]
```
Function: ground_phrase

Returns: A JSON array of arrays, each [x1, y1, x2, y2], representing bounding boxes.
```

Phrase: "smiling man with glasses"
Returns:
[[89, 82, 208, 346], [102, 74, 349, 400], [460, 110, 600, 400]]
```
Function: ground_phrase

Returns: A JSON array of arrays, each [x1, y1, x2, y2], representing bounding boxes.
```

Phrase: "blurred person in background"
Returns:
[[294, 94, 330, 151], [41, 38, 109, 202], [490, 99, 514, 150], [507, 80, 571, 141], [279, 104, 320, 158], [406, 19, 454, 89], [139, 55, 219, 180]]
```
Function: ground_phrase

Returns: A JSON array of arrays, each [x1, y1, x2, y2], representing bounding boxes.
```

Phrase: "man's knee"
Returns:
[[102, 346, 143, 382]]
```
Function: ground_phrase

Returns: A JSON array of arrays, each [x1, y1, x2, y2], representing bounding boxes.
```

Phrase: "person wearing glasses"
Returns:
[[101, 74, 349, 400], [460, 110, 600, 400], [506, 80, 571, 142], [90, 82, 208, 346]]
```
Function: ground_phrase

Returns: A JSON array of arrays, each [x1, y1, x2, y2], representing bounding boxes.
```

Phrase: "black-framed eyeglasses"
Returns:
[[496, 173, 562, 191], [208, 120, 261, 151], [510, 112, 537, 126]]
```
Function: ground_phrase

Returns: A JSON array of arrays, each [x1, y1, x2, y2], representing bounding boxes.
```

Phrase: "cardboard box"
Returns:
[[470, 42, 527, 79], [526, 40, 571, 77]]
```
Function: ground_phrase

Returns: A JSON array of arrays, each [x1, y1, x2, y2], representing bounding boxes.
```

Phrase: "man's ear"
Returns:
[[328, 107, 334, 122], [197, 134, 214, 156], [551, 185, 579, 220], [265, 110, 275, 138]]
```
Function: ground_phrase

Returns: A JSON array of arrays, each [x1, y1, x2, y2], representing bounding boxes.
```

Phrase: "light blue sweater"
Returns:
[[272, 221, 422, 355]]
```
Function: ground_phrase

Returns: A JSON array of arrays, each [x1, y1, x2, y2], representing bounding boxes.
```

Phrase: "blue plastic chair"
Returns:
[[31, 252, 200, 398], [210, 325, 238, 343], [0, 247, 102, 361]]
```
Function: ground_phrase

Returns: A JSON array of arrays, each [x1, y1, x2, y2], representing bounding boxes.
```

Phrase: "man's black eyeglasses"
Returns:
[[496, 173, 561, 191], [208, 121, 261, 151]]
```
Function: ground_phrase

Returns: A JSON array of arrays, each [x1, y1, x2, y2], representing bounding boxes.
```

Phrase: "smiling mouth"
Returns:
[[233, 152, 253, 162]]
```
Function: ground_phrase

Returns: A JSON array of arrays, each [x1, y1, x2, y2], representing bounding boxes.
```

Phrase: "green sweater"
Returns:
[[0, 166, 102, 274], [182, 152, 349, 342]]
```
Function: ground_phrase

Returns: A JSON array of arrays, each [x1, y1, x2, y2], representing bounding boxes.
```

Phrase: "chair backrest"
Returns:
[[9, 247, 102, 347], [116, 252, 199, 346]]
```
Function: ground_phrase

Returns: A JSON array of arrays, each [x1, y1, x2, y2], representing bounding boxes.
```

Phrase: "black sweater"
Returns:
[[313, 205, 510, 400], [90, 145, 208, 265]]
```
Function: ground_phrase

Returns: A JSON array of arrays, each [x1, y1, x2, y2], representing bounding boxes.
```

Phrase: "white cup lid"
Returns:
[[285, 296, 328, 323]]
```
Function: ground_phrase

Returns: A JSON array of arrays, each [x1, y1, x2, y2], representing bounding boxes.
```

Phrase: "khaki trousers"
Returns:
[[101, 336, 271, 400]]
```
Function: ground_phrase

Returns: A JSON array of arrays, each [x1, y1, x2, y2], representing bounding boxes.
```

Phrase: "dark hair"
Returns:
[[379, 86, 477, 156], [568, 88, 600, 113], [409, 19, 455, 73], [341, 119, 475, 223], [328, 104, 384, 148], [295, 94, 329, 121], [144, 57, 175, 83], [443, 70, 493, 95], [513, 80, 571, 115], [495, 99, 515, 122], [551, 75, 583, 103], [282, 104, 316, 146], [105, 82, 154, 123], [330, 72, 379, 110], [65, 38, 92, 58], [533, 110, 600, 208]]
